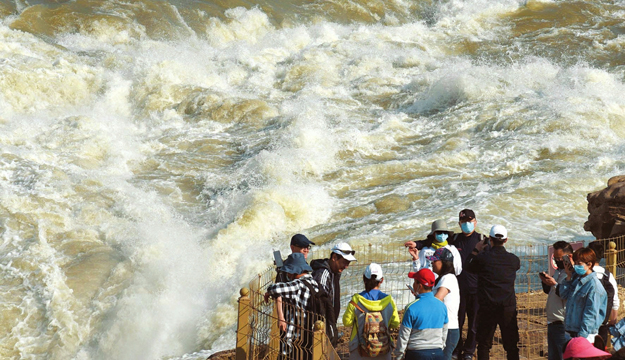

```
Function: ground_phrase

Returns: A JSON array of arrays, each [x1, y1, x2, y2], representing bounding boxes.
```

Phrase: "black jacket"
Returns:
[[310, 258, 341, 321], [451, 231, 488, 293], [466, 245, 520, 307]]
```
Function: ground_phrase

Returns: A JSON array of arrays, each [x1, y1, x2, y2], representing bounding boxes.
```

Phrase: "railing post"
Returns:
[[606, 241, 617, 278], [268, 301, 280, 360], [236, 288, 251, 360], [312, 320, 325, 360]]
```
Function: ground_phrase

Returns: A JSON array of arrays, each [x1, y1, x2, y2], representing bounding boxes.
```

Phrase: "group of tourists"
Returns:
[[262, 208, 619, 360]]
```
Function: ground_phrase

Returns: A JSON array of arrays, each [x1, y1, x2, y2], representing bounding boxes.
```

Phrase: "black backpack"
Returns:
[[302, 281, 338, 347], [599, 272, 615, 325]]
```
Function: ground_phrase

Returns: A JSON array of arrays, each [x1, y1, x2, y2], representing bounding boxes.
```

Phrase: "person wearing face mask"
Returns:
[[449, 209, 488, 360], [404, 220, 462, 278], [539, 241, 574, 360], [557, 247, 607, 344]]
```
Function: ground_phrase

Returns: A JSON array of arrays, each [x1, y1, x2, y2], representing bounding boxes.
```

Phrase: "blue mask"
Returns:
[[574, 265, 587, 276], [460, 222, 475, 234], [435, 233, 448, 242]]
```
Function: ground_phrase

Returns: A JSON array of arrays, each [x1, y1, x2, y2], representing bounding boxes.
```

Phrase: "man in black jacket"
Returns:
[[450, 209, 488, 360], [466, 225, 520, 360], [311, 242, 356, 328]]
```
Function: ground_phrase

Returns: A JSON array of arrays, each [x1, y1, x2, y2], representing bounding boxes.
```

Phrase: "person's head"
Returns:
[[458, 209, 477, 235], [489, 225, 508, 247], [363, 263, 384, 291], [429, 220, 453, 244], [553, 241, 574, 270], [427, 247, 455, 278], [290, 234, 315, 259], [281, 253, 313, 280], [329, 242, 357, 274], [563, 337, 611, 359], [572, 248, 597, 277], [588, 241, 605, 260], [408, 268, 436, 294]]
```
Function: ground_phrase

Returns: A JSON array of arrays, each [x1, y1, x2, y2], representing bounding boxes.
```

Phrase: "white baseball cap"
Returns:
[[490, 225, 508, 239], [364, 263, 383, 280], [331, 242, 357, 262]]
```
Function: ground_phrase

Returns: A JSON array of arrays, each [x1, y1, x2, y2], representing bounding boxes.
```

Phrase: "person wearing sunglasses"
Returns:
[[311, 242, 357, 345]]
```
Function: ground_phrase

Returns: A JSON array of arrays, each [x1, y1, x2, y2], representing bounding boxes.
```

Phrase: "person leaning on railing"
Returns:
[[343, 263, 400, 360], [557, 247, 607, 344], [264, 253, 321, 360]]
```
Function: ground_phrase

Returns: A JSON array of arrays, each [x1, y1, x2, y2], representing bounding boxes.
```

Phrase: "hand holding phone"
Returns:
[[406, 283, 415, 295]]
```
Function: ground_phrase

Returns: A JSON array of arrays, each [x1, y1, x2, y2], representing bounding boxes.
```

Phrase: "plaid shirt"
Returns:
[[267, 274, 319, 349]]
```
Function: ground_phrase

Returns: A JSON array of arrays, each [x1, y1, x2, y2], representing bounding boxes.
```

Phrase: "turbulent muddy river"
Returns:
[[0, 0, 624, 358]]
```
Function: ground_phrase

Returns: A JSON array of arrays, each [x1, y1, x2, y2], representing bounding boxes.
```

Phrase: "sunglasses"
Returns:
[[336, 249, 356, 256]]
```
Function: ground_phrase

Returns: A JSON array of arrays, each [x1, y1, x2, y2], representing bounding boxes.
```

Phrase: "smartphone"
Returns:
[[562, 254, 571, 268], [406, 284, 415, 294], [538, 271, 546, 278], [273, 250, 284, 267]]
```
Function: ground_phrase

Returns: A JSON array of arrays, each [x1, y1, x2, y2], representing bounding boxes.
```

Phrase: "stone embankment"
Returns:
[[585, 175, 625, 239]]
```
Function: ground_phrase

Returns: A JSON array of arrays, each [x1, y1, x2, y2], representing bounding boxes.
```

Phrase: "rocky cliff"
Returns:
[[585, 175, 625, 239]]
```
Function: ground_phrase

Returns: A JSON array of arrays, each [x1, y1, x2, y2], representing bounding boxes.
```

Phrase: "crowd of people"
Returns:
[[263, 208, 620, 360]]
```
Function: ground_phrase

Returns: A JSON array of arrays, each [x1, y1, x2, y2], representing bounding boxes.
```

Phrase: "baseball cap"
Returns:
[[290, 234, 315, 248], [281, 253, 313, 274], [562, 337, 611, 359], [408, 268, 436, 287], [364, 263, 383, 280], [490, 225, 508, 239], [459, 209, 476, 221], [426, 247, 454, 262], [331, 242, 357, 262]]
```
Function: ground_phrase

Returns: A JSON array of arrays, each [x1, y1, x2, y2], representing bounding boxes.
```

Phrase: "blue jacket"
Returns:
[[393, 292, 448, 359], [558, 272, 607, 338]]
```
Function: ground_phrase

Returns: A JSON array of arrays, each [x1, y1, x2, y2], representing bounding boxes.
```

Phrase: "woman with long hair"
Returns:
[[428, 247, 460, 360]]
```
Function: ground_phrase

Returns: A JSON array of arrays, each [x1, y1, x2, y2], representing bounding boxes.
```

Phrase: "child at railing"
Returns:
[[343, 263, 400, 360]]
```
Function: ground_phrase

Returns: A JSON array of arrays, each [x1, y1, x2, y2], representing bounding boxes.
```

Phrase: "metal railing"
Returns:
[[235, 237, 624, 360]]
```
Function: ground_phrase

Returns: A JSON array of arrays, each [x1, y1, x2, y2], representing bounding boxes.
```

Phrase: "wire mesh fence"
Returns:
[[236, 268, 341, 360], [237, 237, 625, 360]]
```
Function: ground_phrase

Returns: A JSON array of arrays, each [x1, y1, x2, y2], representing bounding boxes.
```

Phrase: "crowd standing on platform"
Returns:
[[263, 208, 623, 360]]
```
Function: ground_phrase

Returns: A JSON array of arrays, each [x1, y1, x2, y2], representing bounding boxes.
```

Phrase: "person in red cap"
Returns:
[[563, 337, 611, 359], [394, 268, 448, 360]]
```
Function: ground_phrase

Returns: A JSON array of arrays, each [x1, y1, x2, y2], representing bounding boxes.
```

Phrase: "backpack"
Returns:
[[350, 300, 392, 357], [302, 281, 338, 346], [599, 271, 615, 325]]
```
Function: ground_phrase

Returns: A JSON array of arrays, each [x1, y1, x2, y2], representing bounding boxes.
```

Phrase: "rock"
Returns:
[[585, 176, 625, 239]]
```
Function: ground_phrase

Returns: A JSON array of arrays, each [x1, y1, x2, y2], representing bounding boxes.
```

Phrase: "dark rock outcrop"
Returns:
[[585, 176, 625, 239]]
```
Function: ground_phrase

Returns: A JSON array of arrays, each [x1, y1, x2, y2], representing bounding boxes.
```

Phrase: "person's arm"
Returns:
[[393, 323, 411, 360], [342, 299, 356, 328], [557, 277, 575, 300], [435, 286, 450, 301], [579, 284, 607, 338], [265, 281, 301, 302], [389, 298, 400, 329], [313, 269, 331, 294], [276, 297, 287, 331]]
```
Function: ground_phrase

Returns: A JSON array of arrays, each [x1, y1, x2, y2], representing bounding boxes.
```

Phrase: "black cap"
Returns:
[[459, 209, 476, 221], [290, 234, 315, 248]]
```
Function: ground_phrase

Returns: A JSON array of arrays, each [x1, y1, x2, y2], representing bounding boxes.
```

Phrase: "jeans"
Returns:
[[548, 322, 568, 360], [456, 290, 479, 357], [444, 329, 461, 360], [476, 305, 519, 360], [405, 348, 445, 360]]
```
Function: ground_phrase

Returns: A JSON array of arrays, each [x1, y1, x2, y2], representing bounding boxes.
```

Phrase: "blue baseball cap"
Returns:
[[281, 253, 313, 274]]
